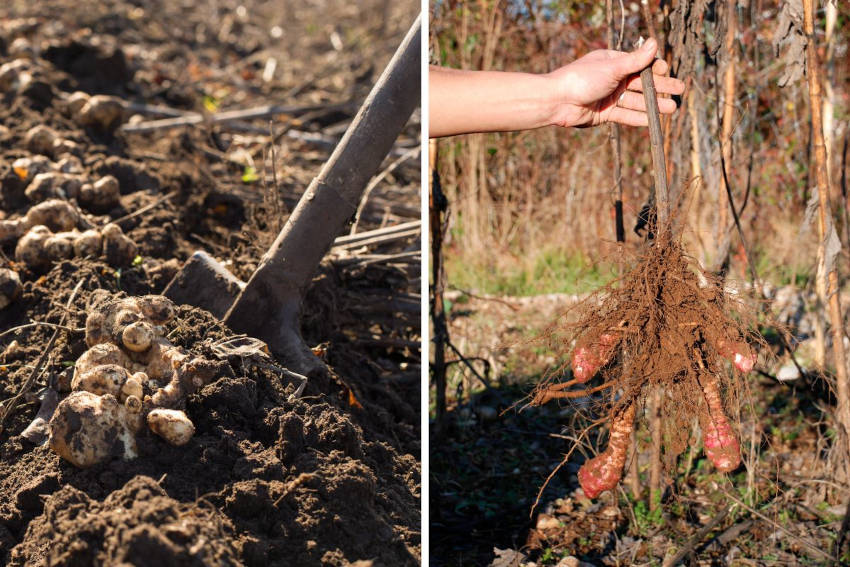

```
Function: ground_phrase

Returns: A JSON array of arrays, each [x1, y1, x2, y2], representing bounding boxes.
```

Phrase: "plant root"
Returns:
[[529, 233, 762, 498]]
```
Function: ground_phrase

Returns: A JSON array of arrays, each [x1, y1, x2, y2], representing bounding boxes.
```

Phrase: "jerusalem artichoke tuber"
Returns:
[[571, 333, 619, 382], [699, 372, 741, 472], [50, 293, 224, 467], [578, 401, 636, 499]]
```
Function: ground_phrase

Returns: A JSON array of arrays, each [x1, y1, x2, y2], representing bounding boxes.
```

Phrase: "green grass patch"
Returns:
[[445, 245, 617, 296]]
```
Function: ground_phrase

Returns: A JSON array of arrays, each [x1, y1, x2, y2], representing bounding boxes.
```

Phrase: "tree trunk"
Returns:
[[824, 1, 837, 201], [223, 16, 421, 375], [803, 0, 850, 470], [713, 0, 737, 272]]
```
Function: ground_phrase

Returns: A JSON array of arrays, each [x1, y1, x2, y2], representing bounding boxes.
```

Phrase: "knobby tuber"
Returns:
[[23, 170, 120, 211], [577, 401, 636, 499], [13, 221, 135, 271], [699, 372, 741, 472], [49, 292, 225, 467], [76, 94, 125, 131], [24, 124, 56, 156], [0, 198, 79, 243], [147, 408, 195, 446], [0, 268, 22, 309], [716, 339, 756, 374], [530, 234, 761, 499], [571, 333, 619, 383], [50, 391, 142, 467]]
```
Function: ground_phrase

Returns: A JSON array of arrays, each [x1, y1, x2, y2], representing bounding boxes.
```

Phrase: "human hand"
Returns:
[[546, 38, 685, 128]]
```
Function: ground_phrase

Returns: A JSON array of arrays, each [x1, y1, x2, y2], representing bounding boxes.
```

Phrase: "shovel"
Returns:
[[163, 15, 421, 375]]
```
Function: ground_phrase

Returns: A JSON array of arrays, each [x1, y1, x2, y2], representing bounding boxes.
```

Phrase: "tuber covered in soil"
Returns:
[[49, 292, 225, 467], [13, 221, 136, 271], [0, 267, 22, 309], [76, 94, 124, 131], [0, 198, 79, 243], [50, 391, 142, 467], [530, 233, 761, 498]]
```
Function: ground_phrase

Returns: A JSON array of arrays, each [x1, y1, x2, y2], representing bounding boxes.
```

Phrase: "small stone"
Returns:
[[535, 514, 560, 530], [777, 363, 800, 382]]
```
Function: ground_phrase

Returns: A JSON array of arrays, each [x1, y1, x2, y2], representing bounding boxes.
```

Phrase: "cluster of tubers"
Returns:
[[0, 198, 136, 271], [49, 291, 222, 467], [16, 125, 122, 211], [566, 336, 755, 499], [0, 53, 125, 131]]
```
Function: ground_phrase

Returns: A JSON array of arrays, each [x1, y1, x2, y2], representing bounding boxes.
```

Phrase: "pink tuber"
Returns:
[[578, 400, 636, 498], [699, 372, 741, 472], [715, 339, 756, 373], [571, 333, 619, 382]]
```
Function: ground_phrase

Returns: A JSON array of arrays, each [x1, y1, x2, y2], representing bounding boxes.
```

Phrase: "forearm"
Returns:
[[429, 66, 557, 137]]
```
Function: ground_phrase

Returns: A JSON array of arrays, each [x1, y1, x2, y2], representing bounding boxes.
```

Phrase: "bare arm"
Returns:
[[429, 38, 685, 138]]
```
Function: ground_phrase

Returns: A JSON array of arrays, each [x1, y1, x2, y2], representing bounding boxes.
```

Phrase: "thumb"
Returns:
[[614, 38, 657, 77]]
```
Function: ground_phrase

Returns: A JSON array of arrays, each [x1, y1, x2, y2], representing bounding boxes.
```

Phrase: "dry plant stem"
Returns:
[[640, 1, 658, 45], [0, 280, 83, 435], [667, 77, 691, 216], [648, 388, 663, 511], [823, 2, 837, 182], [606, 0, 624, 249], [720, 488, 838, 562], [639, 58, 669, 229], [350, 146, 420, 235], [662, 504, 733, 567], [803, 0, 850, 468], [627, 428, 641, 500], [109, 190, 178, 228], [640, 57, 668, 513], [0, 322, 83, 342], [120, 101, 353, 133], [430, 139, 448, 430]]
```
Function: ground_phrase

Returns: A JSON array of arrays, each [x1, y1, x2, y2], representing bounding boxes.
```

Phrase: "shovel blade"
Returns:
[[163, 250, 245, 319]]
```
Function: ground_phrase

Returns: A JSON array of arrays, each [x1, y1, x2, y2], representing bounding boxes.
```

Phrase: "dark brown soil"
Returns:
[[0, 0, 420, 564]]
